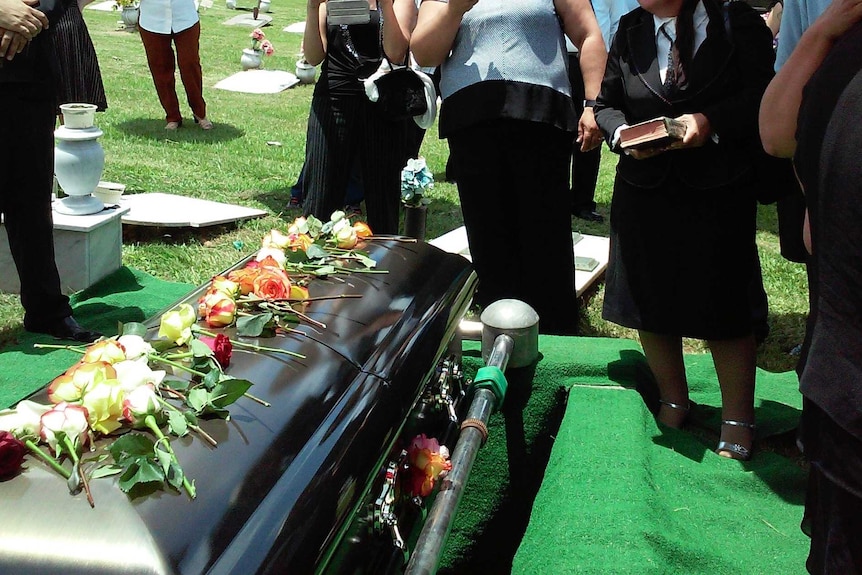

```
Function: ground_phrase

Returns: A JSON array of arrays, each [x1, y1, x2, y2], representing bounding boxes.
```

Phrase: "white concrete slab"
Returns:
[[85, 1, 117, 11], [214, 70, 299, 94], [119, 192, 266, 228], [430, 226, 609, 297], [284, 21, 306, 33], [223, 13, 273, 27]]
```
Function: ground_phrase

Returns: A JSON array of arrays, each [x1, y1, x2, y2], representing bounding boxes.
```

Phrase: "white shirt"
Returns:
[[139, 0, 200, 34], [653, 0, 709, 85]]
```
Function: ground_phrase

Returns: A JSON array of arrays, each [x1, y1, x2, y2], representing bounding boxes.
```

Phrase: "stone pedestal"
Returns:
[[0, 204, 129, 294]]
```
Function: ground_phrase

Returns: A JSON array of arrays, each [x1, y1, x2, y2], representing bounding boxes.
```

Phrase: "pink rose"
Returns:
[[122, 384, 160, 425], [0, 430, 26, 478], [40, 402, 90, 454], [406, 434, 452, 497]]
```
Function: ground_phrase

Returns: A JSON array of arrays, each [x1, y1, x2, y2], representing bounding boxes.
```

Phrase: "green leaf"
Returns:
[[187, 388, 209, 413], [355, 254, 377, 269], [90, 465, 123, 479], [286, 249, 309, 263], [117, 458, 164, 493], [164, 378, 191, 392], [167, 410, 189, 436], [202, 369, 220, 390], [190, 338, 214, 358], [183, 411, 199, 426], [306, 244, 329, 260], [108, 433, 155, 463], [154, 443, 173, 476], [121, 322, 148, 338], [237, 312, 274, 337], [210, 377, 253, 409], [313, 265, 336, 277]]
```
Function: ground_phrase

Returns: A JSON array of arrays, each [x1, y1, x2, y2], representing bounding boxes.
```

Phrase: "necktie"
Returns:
[[660, 23, 686, 92]]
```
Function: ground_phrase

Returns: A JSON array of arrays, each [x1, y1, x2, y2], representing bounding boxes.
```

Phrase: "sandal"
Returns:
[[165, 121, 181, 131], [716, 419, 756, 461], [194, 116, 214, 130], [657, 399, 690, 428]]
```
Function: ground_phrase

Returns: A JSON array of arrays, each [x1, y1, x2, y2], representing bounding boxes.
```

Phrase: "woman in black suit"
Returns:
[[594, 0, 774, 459]]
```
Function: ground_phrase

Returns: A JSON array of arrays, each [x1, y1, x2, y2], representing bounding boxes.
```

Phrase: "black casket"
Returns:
[[0, 239, 476, 574]]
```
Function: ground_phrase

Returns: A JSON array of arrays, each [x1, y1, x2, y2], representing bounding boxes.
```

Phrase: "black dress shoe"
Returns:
[[25, 316, 103, 343], [574, 209, 605, 223]]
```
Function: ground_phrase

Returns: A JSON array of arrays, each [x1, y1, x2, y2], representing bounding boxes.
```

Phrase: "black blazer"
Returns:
[[594, 0, 775, 190], [0, 0, 65, 90]]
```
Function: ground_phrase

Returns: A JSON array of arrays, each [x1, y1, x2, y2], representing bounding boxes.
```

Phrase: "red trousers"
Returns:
[[139, 22, 206, 123]]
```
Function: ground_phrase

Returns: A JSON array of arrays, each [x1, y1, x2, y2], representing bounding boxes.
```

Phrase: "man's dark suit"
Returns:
[[0, 0, 75, 329]]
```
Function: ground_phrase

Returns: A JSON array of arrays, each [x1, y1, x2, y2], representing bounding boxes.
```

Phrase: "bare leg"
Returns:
[[709, 335, 757, 459], [639, 330, 689, 428]]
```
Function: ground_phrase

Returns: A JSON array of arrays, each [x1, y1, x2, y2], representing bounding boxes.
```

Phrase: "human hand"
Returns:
[[670, 113, 711, 149], [0, 0, 49, 40], [812, 0, 862, 41], [0, 28, 29, 60], [577, 107, 602, 152]]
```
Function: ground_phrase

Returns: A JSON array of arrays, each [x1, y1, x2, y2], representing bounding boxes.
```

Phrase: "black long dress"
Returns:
[[54, 0, 108, 112]]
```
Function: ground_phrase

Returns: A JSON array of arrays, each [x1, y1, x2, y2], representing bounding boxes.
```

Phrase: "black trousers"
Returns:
[[448, 119, 578, 335], [302, 93, 407, 235], [0, 89, 72, 326], [567, 53, 601, 214]]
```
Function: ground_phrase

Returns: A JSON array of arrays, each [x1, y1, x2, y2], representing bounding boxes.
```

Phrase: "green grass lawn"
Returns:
[[0, 0, 809, 375]]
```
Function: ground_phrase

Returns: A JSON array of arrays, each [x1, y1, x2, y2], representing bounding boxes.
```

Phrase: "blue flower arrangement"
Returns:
[[401, 157, 434, 207]]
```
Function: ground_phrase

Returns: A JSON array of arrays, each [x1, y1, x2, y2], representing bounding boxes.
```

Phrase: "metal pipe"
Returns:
[[404, 334, 514, 575]]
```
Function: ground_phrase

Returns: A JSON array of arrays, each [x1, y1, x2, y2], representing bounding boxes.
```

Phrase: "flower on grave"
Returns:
[[262, 229, 291, 250], [40, 402, 90, 456], [255, 246, 287, 268], [80, 379, 125, 435], [406, 434, 452, 497], [121, 384, 160, 426], [199, 333, 233, 369], [353, 221, 373, 239], [48, 361, 117, 403], [250, 28, 274, 55], [113, 358, 166, 392], [0, 430, 26, 478], [158, 304, 197, 346], [400, 157, 434, 207]]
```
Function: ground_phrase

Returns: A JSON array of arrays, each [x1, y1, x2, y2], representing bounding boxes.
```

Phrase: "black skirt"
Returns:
[[54, 2, 108, 112], [602, 174, 759, 340]]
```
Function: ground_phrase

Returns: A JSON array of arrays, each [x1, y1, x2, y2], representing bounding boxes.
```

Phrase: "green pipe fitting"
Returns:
[[472, 365, 508, 412]]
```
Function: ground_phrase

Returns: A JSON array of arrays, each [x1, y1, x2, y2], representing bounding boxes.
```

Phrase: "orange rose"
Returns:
[[198, 289, 237, 327], [353, 221, 372, 238], [227, 264, 260, 295], [49, 361, 117, 403], [287, 232, 314, 252], [257, 254, 284, 270], [252, 267, 291, 300]]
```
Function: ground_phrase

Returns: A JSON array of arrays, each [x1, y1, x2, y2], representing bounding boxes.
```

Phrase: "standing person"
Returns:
[[0, 0, 102, 343], [53, 0, 107, 116], [774, 0, 832, 70], [568, 0, 639, 223], [138, 0, 211, 131], [411, 0, 606, 336], [300, 0, 416, 235], [594, 0, 774, 458], [760, 0, 862, 571]]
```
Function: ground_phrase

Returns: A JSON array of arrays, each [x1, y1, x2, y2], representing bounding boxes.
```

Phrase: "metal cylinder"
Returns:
[[404, 333, 513, 575]]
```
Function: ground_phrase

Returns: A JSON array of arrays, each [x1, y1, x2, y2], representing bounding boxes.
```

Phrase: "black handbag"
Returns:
[[370, 62, 428, 121]]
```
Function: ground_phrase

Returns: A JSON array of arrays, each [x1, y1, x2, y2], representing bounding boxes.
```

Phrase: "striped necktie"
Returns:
[[660, 23, 686, 93]]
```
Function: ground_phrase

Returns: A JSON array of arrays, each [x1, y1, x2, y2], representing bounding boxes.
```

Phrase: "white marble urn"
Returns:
[[54, 126, 105, 216]]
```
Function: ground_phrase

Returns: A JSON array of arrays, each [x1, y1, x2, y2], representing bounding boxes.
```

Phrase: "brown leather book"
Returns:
[[620, 117, 687, 150]]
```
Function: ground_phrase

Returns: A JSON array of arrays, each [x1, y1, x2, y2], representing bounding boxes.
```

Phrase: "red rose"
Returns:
[[199, 333, 233, 368], [0, 430, 26, 479]]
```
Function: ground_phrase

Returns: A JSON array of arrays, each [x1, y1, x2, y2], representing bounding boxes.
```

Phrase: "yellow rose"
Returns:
[[81, 340, 127, 364], [80, 379, 125, 435], [158, 304, 197, 345]]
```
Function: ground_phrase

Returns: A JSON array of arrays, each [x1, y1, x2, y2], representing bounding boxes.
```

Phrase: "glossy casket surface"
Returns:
[[0, 239, 476, 575]]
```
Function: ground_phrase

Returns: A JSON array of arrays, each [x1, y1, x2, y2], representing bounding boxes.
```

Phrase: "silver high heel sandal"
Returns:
[[716, 419, 756, 461], [658, 399, 691, 427]]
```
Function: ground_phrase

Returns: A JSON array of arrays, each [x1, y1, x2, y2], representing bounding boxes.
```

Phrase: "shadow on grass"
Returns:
[[113, 118, 244, 143]]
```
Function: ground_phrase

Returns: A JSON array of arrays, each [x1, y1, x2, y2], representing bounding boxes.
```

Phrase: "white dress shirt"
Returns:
[[139, 0, 200, 34], [653, 0, 709, 85]]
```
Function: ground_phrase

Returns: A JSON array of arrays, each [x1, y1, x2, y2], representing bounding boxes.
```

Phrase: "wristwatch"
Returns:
[[583, 99, 597, 108]]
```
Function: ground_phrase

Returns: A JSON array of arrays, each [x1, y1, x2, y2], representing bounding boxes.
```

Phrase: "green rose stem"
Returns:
[[148, 352, 270, 408], [61, 436, 94, 508], [156, 395, 218, 447], [143, 414, 196, 499], [24, 439, 71, 479], [194, 328, 306, 359], [33, 343, 88, 353]]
